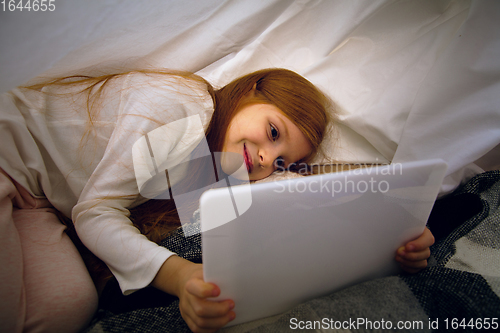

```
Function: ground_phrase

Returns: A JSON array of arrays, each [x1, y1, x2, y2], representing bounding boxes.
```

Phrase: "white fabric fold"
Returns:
[[1, 0, 498, 193]]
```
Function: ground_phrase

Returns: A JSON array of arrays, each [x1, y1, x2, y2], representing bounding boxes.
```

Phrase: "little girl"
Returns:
[[0, 68, 434, 333]]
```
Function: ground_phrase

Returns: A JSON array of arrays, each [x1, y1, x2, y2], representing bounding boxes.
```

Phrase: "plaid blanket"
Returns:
[[85, 170, 500, 333]]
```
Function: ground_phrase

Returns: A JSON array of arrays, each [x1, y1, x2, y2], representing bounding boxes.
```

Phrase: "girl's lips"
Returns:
[[243, 143, 253, 173]]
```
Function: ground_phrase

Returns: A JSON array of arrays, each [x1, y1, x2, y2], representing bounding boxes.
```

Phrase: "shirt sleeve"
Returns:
[[72, 72, 213, 295]]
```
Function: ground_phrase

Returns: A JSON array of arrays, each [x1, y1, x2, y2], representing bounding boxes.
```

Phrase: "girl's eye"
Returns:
[[274, 156, 285, 169], [270, 124, 279, 141]]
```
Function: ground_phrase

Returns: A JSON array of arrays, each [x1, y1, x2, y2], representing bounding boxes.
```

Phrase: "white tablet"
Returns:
[[201, 159, 447, 326]]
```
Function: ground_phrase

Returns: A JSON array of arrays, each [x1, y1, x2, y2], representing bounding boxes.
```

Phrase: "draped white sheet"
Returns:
[[1, 0, 498, 193]]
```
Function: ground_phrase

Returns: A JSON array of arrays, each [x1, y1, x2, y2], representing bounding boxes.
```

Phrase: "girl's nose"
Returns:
[[259, 149, 278, 168]]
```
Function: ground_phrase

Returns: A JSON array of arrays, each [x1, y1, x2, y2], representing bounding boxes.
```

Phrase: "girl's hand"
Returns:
[[152, 256, 235, 332], [395, 227, 435, 274], [178, 265, 235, 332]]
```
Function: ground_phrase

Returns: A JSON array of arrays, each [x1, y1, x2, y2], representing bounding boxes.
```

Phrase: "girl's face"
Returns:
[[222, 103, 312, 180]]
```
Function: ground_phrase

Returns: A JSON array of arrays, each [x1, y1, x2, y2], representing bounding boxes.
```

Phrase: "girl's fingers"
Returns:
[[397, 247, 431, 262], [185, 278, 220, 298], [186, 308, 236, 330], [180, 293, 236, 332], [188, 298, 235, 319], [395, 228, 435, 274], [396, 256, 428, 273], [177, 264, 236, 331], [405, 227, 435, 252], [183, 299, 235, 332], [184, 310, 235, 333], [396, 255, 428, 267]]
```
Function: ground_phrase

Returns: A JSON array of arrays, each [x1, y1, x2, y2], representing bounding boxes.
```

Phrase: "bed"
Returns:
[[1, 0, 499, 331]]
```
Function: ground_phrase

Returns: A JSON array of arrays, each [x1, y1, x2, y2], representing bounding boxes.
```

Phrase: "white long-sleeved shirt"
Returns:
[[0, 72, 214, 294]]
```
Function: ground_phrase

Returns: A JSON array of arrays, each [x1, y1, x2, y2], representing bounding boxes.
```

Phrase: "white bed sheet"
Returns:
[[1, 0, 498, 193]]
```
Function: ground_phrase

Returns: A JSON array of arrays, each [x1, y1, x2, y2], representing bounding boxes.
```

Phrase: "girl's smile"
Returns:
[[243, 143, 253, 173]]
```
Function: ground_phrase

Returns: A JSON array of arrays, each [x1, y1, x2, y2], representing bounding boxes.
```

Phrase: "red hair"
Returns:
[[207, 69, 331, 162]]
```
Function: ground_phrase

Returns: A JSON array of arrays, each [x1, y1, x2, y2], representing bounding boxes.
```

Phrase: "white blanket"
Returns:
[[1, 0, 498, 193]]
